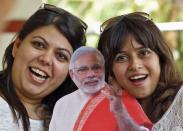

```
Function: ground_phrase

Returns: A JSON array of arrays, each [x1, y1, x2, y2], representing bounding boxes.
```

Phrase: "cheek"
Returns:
[[74, 73, 87, 81], [54, 63, 69, 83], [12, 48, 30, 75], [14, 44, 37, 63], [148, 56, 161, 78], [97, 72, 105, 79], [151, 61, 161, 83], [112, 63, 126, 77], [112, 63, 127, 82], [73, 76, 82, 86]]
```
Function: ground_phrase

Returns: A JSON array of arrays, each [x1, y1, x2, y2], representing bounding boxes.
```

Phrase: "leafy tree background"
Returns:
[[46, 0, 183, 71]]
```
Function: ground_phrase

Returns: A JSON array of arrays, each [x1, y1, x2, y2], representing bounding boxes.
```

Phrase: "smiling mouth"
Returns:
[[29, 67, 49, 81], [85, 80, 99, 86], [129, 74, 148, 82]]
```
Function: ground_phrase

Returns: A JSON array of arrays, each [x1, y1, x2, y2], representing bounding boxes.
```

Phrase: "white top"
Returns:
[[49, 89, 90, 131], [0, 96, 44, 131], [152, 86, 183, 131]]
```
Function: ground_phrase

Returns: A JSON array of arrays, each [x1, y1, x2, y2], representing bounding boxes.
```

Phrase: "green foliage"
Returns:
[[47, 0, 183, 69], [47, 0, 60, 5]]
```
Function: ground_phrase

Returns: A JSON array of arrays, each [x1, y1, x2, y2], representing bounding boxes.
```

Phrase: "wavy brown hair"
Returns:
[[97, 12, 183, 122]]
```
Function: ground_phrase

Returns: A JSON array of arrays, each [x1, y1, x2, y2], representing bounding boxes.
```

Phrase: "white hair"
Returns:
[[69, 46, 105, 70]]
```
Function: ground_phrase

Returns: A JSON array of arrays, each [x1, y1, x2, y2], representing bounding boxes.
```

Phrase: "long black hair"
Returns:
[[0, 4, 87, 131]]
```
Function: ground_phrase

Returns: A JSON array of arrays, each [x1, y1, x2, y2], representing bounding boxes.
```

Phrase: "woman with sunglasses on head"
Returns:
[[97, 12, 183, 130], [0, 3, 87, 131]]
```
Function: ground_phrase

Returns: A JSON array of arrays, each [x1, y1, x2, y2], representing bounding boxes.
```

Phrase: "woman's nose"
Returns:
[[128, 57, 143, 71], [38, 51, 53, 66]]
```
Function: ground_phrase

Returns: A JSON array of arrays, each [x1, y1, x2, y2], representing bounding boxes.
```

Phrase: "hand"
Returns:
[[101, 77, 123, 113], [101, 78, 149, 131]]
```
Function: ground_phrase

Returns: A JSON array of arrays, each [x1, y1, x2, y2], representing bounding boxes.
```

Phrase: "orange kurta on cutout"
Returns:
[[74, 90, 152, 131]]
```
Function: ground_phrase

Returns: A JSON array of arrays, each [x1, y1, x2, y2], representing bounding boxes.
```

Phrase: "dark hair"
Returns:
[[97, 12, 183, 122], [0, 4, 87, 131]]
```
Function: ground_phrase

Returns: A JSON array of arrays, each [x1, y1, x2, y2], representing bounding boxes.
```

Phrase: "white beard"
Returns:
[[73, 75, 105, 95]]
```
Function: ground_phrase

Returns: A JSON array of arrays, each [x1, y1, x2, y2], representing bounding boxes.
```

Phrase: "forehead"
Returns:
[[25, 25, 73, 53], [121, 35, 144, 50], [75, 53, 102, 66]]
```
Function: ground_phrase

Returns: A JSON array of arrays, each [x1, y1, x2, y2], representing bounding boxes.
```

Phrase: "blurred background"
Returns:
[[0, 0, 183, 71]]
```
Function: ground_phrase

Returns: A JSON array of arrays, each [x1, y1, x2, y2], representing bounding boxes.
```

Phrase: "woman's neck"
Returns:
[[15, 88, 43, 119], [23, 101, 42, 120], [18, 95, 43, 120], [138, 97, 153, 121]]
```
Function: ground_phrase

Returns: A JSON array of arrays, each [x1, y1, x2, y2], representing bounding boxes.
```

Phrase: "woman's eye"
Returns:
[[56, 52, 69, 62], [139, 48, 151, 57], [32, 41, 45, 49], [114, 54, 128, 62]]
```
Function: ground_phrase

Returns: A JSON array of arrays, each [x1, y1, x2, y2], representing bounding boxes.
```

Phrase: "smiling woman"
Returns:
[[97, 12, 183, 128], [12, 25, 73, 98], [0, 3, 87, 131]]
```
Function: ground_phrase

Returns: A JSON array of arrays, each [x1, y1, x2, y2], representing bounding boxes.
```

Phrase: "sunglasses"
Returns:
[[100, 12, 152, 33], [39, 3, 69, 15], [39, 3, 87, 30]]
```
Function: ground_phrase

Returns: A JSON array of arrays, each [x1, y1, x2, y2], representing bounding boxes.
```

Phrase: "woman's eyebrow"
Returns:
[[32, 36, 72, 57], [58, 48, 72, 57], [32, 36, 48, 45]]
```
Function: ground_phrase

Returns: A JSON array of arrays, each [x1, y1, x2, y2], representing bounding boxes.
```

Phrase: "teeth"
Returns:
[[33, 74, 46, 81], [130, 75, 146, 80], [31, 67, 47, 77]]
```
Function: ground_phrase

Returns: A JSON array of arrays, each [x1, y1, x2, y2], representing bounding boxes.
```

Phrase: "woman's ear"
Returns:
[[12, 38, 21, 57]]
